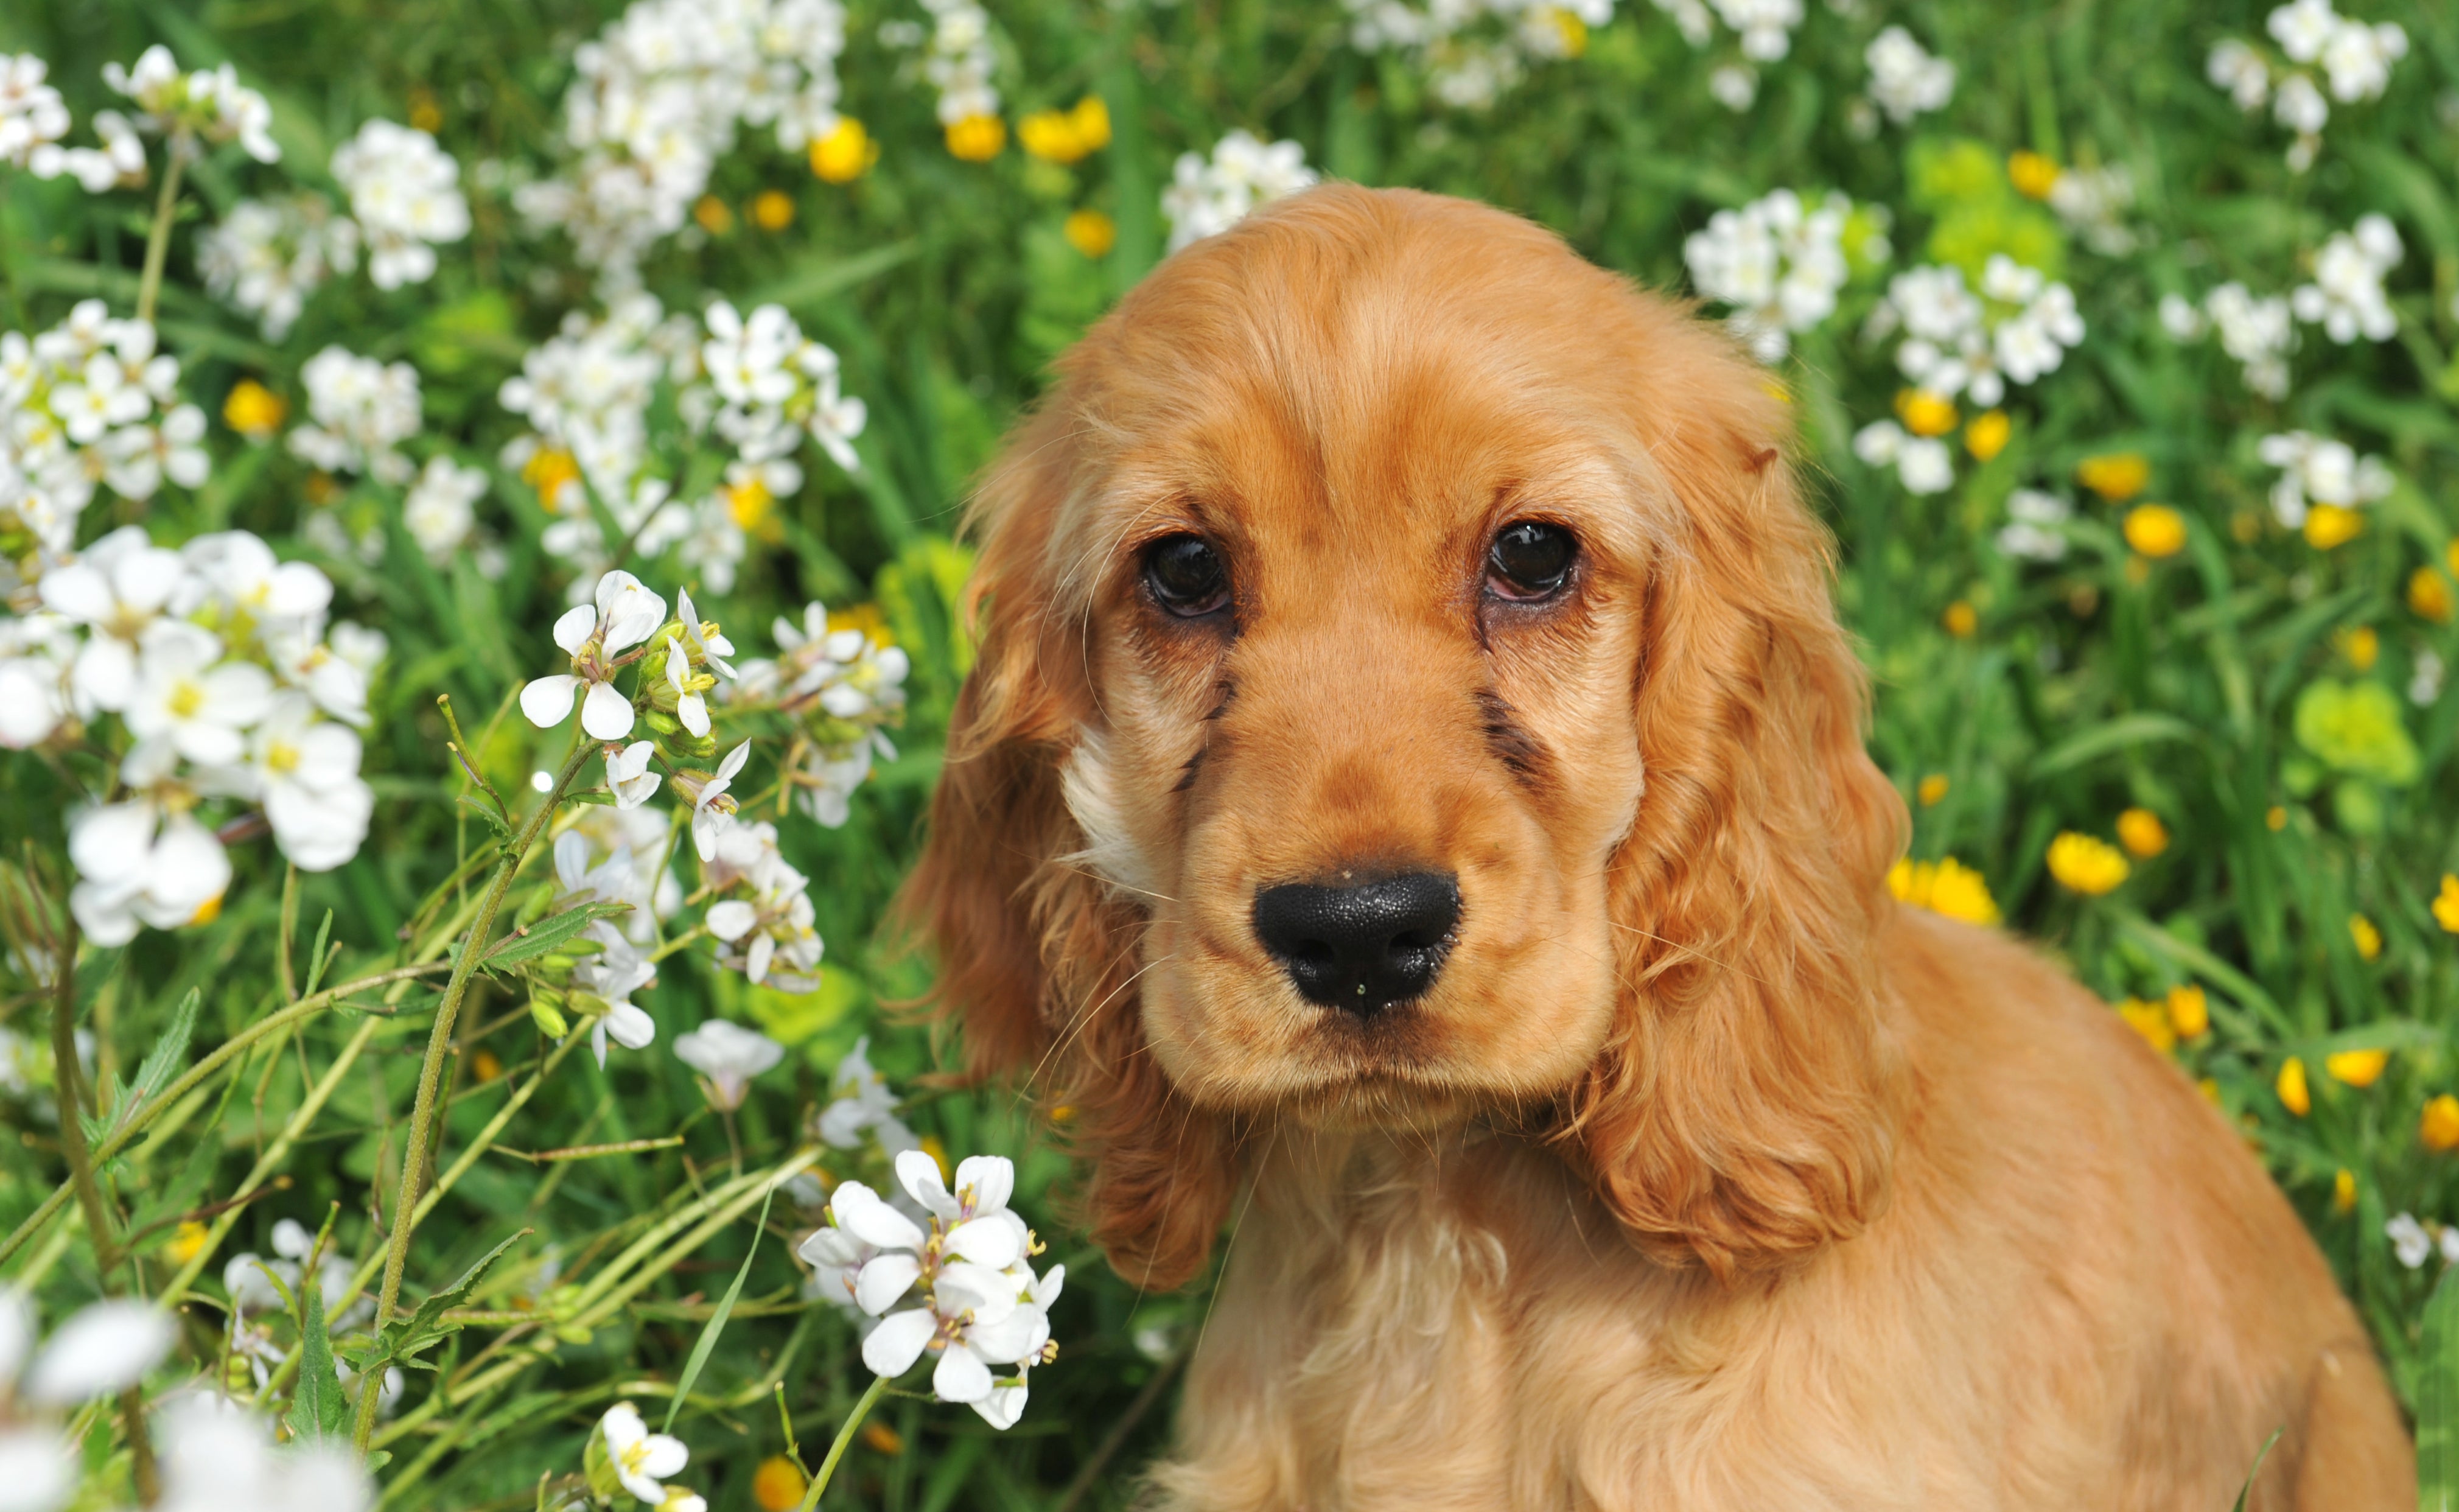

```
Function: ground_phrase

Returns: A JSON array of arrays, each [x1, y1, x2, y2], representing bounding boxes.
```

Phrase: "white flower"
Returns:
[[331, 119, 470, 290], [198, 194, 360, 340], [574, 923, 658, 1068], [122, 631, 274, 769], [2390, 1211, 2434, 1269], [2046, 165, 2136, 257], [67, 799, 231, 945], [2256, 430, 2392, 527], [605, 741, 662, 808], [1161, 131, 1318, 252], [287, 347, 422, 485], [21, 1299, 173, 1405], [554, 812, 680, 943], [402, 456, 489, 561], [37, 530, 193, 713], [520, 570, 668, 741], [2291, 214, 2400, 344], [817, 1035, 920, 1155], [2318, 15, 2405, 103], [672, 588, 735, 679], [2208, 38, 2270, 111], [2410, 649, 2444, 709], [684, 740, 751, 860], [1852, 421, 1953, 495], [672, 1018, 783, 1109], [663, 634, 710, 737], [1707, 65, 1757, 111], [153, 1396, 374, 1512], [0, 1425, 74, 1512], [2203, 282, 2296, 399], [0, 55, 71, 170], [1865, 26, 1953, 124], [241, 693, 374, 872], [1340, 0, 1613, 107], [1683, 189, 1875, 363], [1995, 488, 2071, 562], [598, 1402, 690, 1507]]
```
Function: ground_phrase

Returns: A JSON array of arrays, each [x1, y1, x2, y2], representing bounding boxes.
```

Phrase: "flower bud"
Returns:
[[530, 992, 570, 1039]]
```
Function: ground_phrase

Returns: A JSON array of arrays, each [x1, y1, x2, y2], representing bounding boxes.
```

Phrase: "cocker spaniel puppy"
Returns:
[[906, 184, 2410, 1508]]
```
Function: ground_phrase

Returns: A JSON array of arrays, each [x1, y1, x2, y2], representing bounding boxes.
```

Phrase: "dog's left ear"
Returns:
[[1558, 314, 1909, 1278]]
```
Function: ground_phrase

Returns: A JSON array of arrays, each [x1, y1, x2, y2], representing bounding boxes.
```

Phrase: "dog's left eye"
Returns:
[[1486, 521, 1575, 601], [1144, 534, 1231, 617]]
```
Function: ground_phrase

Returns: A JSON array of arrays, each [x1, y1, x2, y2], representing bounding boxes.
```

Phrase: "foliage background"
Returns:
[[3, 0, 2458, 1506]]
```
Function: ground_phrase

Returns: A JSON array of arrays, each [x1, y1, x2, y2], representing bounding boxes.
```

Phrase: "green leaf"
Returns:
[[2026, 713, 2198, 779], [2231, 1427, 2281, 1512], [480, 903, 631, 973], [88, 990, 202, 1149], [349, 1231, 530, 1376], [662, 1181, 781, 1433], [285, 1278, 350, 1443], [2420, 1264, 2459, 1510]]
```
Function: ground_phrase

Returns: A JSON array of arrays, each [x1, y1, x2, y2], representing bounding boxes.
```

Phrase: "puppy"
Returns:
[[905, 184, 2410, 1508]]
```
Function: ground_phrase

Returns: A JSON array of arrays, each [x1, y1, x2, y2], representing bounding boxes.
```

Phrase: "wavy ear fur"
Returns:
[[899, 399, 1239, 1292], [1558, 332, 1909, 1278]]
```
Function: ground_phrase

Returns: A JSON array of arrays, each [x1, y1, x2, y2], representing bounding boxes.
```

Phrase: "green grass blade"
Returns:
[[661, 1181, 780, 1434], [2422, 1266, 2459, 1511]]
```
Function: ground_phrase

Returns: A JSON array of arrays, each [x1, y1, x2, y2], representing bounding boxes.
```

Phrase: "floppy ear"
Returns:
[[899, 399, 1240, 1291], [1559, 331, 1909, 1278]]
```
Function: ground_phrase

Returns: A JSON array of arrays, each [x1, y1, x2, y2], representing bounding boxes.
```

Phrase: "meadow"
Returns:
[[1, 0, 2457, 1505]]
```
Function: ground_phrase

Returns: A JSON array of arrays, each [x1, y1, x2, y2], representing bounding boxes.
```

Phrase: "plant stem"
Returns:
[[796, 1373, 890, 1512], [134, 139, 188, 326], [355, 738, 592, 1454]]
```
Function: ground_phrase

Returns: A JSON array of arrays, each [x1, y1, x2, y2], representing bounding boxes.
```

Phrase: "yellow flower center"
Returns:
[[167, 679, 206, 719], [266, 738, 301, 775], [810, 117, 877, 183]]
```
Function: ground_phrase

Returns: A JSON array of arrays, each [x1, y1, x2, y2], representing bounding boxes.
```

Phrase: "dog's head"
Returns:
[[907, 185, 1906, 1286]]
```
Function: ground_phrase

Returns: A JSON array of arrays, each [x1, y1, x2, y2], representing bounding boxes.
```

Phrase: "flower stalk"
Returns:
[[795, 1373, 889, 1512], [133, 134, 188, 326]]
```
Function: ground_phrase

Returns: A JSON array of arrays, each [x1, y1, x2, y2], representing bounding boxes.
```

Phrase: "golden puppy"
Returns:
[[906, 184, 2410, 1508]]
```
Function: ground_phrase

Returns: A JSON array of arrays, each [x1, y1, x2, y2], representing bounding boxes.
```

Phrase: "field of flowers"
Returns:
[[1, 0, 2457, 1504]]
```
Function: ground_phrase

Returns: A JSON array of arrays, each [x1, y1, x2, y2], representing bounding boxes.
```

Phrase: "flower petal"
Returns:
[[519, 674, 579, 729], [852, 1252, 922, 1316], [932, 1343, 994, 1404], [895, 1148, 959, 1219], [24, 1301, 173, 1405], [552, 604, 596, 656], [580, 679, 635, 740], [704, 900, 757, 942], [942, 1217, 1022, 1271], [860, 1308, 936, 1379], [953, 1155, 1015, 1217], [829, 1182, 926, 1251]]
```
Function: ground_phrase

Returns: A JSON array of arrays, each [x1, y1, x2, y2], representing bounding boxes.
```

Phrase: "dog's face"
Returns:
[[1055, 281, 1659, 1130], [916, 186, 1905, 1283]]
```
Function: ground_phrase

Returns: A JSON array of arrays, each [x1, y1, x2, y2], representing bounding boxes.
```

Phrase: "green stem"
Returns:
[[354, 738, 592, 1454], [796, 1373, 890, 1512], [134, 139, 187, 326]]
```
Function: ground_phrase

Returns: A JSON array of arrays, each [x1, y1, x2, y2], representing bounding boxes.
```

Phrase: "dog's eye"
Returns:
[[1144, 534, 1231, 617], [1486, 521, 1575, 601]]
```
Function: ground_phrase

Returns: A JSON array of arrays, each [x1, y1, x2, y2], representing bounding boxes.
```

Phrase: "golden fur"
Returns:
[[904, 184, 2410, 1508]]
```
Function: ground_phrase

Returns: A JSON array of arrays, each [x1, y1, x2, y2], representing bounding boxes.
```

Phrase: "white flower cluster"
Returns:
[[331, 119, 470, 291], [553, 810, 682, 947], [514, 0, 848, 285], [2209, 0, 2406, 171], [224, 1217, 360, 1326], [2160, 284, 2296, 399], [917, 0, 999, 125], [2388, 1212, 2459, 1270], [288, 346, 422, 485], [2045, 164, 2137, 257], [547, 826, 671, 1066], [0, 55, 69, 169], [155, 1395, 376, 1512], [401, 455, 500, 570], [703, 820, 825, 991], [1162, 131, 1318, 253], [2, 303, 209, 598], [1995, 488, 2071, 562], [673, 1018, 783, 1110], [2291, 213, 2400, 345], [1341, 0, 1611, 110], [817, 1036, 921, 1155], [592, 1402, 707, 1512], [732, 601, 910, 827], [1682, 189, 1881, 363], [805, 1151, 1063, 1430], [2257, 430, 2391, 529], [5, 528, 382, 941], [0, 1292, 178, 1512], [1850, 420, 1952, 495], [1874, 255, 2083, 408], [1864, 25, 1953, 125], [1652, 0, 1799, 59], [198, 195, 362, 340]]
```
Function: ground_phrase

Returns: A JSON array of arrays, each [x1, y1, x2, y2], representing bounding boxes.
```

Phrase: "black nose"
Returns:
[[1253, 872, 1461, 1017]]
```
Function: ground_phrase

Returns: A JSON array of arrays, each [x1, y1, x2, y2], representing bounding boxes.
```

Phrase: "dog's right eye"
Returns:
[[1143, 535, 1231, 617]]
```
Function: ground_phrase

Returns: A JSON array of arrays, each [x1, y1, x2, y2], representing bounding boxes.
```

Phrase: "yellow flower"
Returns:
[[2326, 1048, 2388, 1088], [810, 117, 878, 183], [860, 1421, 906, 1455], [1942, 600, 1978, 637], [2301, 502, 2363, 549], [1886, 856, 2000, 925], [750, 190, 796, 230], [2076, 452, 2149, 503], [752, 1457, 809, 1510], [2348, 914, 2382, 962], [918, 1133, 951, 1181], [1917, 773, 1949, 807], [222, 379, 287, 442], [2122, 503, 2186, 558], [522, 447, 581, 507], [2432, 874, 2459, 934], [945, 113, 1006, 161], [2198, 1077, 2222, 1105], [1894, 388, 1958, 437], [1964, 409, 2010, 461], [2166, 984, 2208, 1039], [2007, 150, 2060, 200], [2340, 625, 2379, 671], [2046, 831, 2128, 895], [2115, 807, 2169, 858], [1064, 208, 1118, 258], [692, 195, 734, 235], [1019, 96, 1112, 163], [470, 1047, 504, 1082], [164, 1220, 211, 1265], [407, 86, 442, 134], [727, 475, 774, 533], [2333, 1167, 2357, 1213], [188, 892, 223, 926], [2422, 1094, 2459, 1152], [2118, 998, 2174, 1054], [1548, 6, 1590, 55], [2412, 566, 2456, 625], [2266, 805, 2288, 832], [2277, 1056, 2310, 1116]]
